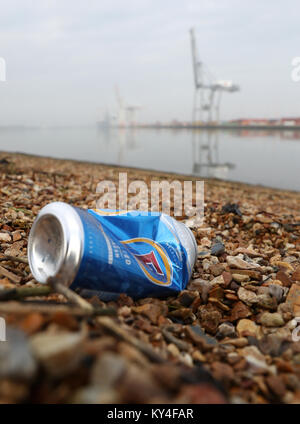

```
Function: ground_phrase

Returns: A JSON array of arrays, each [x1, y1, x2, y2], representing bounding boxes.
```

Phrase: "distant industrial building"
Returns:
[[229, 118, 300, 127]]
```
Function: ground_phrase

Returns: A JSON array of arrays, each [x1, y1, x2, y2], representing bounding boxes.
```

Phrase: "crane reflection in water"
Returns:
[[97, 124, 138, 166], [96, 125, 300, 186], [191, 129, 235, 179]]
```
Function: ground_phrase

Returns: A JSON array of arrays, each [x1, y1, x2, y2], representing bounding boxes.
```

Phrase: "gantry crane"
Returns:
[[190, 28, 240, 125], [125, 105, 142, 127], [115, 85, 141, 128], [115, 85, 127, 127]]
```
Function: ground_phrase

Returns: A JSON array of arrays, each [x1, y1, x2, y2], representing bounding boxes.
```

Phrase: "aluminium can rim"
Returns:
[[28, 201, 84, 287]]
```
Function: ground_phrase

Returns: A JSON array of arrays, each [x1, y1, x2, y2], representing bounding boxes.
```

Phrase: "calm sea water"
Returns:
[[0, 126, 299, 191]]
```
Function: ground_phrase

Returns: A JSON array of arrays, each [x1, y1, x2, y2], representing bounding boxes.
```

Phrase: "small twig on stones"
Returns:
[[0, 300, 116, 316], [0, 264, 26, 277], [0, 285, 52, 301], [46, 277, 116, 316], [0, 255, 29, 265], [97, 316, 166, 364], [47, 276, 94, 312], [0, 264, 22, 284]]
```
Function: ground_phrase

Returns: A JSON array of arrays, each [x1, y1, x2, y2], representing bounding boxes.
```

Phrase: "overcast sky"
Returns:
[[0, 0, 299, 126]]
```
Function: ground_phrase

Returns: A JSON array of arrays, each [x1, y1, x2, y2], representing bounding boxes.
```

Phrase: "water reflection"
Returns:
[[191, 130, 235, 179], [101, 126, 237, 179], [98, 125, 138, 166], [95, 126, 300, 191], [229, 129, 300, 140], [0, 125, 299, 190]]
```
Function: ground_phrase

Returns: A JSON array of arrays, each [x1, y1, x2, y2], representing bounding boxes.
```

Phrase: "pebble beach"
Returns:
[[0, 152, 299, 404]]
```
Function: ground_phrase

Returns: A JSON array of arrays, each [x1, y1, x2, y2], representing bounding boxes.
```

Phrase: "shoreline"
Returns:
[[1, 150, 300, 196]]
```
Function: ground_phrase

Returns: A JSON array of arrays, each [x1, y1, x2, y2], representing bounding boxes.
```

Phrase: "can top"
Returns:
[[28, 202, 84, 286]]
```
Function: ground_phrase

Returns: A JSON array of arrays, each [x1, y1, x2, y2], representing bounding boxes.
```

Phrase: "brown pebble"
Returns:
[[132, 303, 163, 325], [266, 375, 286, 398], [276, 270, 291, 287], [210, 263, 225, 277], [19, 313, 46, 335], [286, 284, 300, 315], [291, 266, 300, 282], [226, 268, 261, 280], [176, 383, 227, 404], [236, 319, 259, 338], [221, 337, 248, 348], [12, 231, 22, 242], [229, 301, 252, 321], [198, 304, 222, 334], [211, 361, 235, 385], [51, 312, 79, 331], [222, 271, 232, 286]]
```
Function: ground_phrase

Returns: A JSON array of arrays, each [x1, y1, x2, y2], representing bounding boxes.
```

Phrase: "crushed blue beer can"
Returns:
[[28, 202, 197, 299]]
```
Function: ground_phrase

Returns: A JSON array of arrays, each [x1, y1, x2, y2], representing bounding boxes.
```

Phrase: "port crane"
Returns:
[[115, 85, 127, 127], [190, 28, 240, 124], [115, 85, 141, 128], [125, 105, 142, 127]]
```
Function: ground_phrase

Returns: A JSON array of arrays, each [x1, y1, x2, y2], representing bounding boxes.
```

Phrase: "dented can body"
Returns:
[[28, 202, 197, 299]]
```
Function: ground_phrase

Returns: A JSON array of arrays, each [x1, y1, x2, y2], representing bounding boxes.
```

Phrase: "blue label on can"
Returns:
[[71, 209, 192, 299]]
